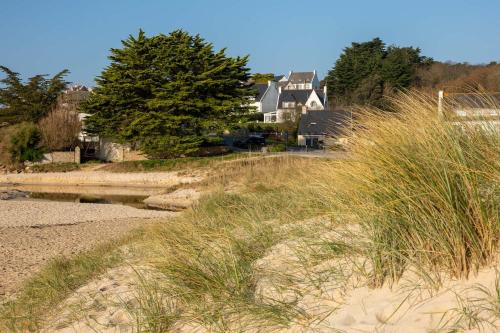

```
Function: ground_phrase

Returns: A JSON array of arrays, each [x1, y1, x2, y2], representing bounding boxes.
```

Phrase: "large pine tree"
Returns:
[[326, 38, 430, 107], [83, 30, 254, 158]]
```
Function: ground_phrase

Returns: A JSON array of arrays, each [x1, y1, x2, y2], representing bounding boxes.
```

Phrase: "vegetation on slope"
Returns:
[[98, 152, 257, 173], [331, 92, 499, 286], [1, 93, 498, 331]]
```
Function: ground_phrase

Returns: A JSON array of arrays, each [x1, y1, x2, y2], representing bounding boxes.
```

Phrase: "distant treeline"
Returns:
[[414, 61, 500, 93], [325, 37, 500, 107]]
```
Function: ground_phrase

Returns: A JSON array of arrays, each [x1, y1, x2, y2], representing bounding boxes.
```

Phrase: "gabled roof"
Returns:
[[298, 110, 351, 136], [252, 83, 269, 101], [315, 90, 325, 104], [288, 71, 316, 84], [278, 89, 326, 108], [278, 90, 312, 107]]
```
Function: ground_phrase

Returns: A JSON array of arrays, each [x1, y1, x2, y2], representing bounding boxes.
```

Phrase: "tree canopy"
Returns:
[[0, 66, 69, 124], [83, 30, 254, 158], [251, 73, 275, 84], [326, 38, 432, 106]]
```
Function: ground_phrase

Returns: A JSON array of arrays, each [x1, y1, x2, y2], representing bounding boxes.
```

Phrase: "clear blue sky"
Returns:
[[1, 0, 499, 87]]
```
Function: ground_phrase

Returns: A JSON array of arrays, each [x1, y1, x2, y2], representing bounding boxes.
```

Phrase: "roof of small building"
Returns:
[[298, 110, 351, 136], [288, 71, 315, 84], [446, 93, 500, 109], [274, 75, 285, 82]]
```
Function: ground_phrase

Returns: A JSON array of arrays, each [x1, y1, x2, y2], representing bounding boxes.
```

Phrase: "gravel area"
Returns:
[[0, 201, 175, 298]]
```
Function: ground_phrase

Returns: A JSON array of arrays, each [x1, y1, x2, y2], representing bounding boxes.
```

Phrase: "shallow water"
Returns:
[[28, 192, 152, 209], [0, 185, 165, 210]]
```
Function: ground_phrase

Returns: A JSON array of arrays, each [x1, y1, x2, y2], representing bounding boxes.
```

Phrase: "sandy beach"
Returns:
[[0, 200, 175, 298]]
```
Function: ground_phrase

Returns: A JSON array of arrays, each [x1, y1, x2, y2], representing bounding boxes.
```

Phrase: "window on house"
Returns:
[[265, 112, 277, 123], [310, 101, 317, 108], [283, 102, 295, 108]]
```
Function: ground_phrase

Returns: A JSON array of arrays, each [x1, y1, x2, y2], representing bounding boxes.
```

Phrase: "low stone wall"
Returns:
[[99, 139, 147, 162], [43, 147, 80, 164]]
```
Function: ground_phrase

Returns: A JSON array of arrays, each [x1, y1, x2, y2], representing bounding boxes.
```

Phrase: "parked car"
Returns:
[[233, 135, 266, 149]]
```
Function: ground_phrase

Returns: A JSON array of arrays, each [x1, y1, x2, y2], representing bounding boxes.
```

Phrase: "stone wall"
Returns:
[[99, 139, 147, 162], [42, 147, 80, 164]]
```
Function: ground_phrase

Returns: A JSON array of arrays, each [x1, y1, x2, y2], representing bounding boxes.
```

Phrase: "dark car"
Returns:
[[233, 135, 266, 149]]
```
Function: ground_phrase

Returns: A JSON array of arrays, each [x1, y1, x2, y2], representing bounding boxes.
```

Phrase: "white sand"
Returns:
[[25, 216, 500, 332], [319, 267, 499, 332]]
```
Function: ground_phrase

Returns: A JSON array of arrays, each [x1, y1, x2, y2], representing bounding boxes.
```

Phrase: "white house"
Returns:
[[251, 81, 279, 114], [282, 71, 321, 91], [259, 70, 329, 123], [267, 87, 327, 123]]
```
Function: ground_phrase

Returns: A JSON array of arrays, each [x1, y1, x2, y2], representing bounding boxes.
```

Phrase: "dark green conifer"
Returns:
[[83, 30, 254, 158]]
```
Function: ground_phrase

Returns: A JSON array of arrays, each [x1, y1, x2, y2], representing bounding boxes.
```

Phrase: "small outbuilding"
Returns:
[[297, 110, 352, 148]]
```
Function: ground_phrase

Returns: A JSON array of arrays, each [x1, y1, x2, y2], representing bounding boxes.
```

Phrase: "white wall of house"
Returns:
[[251, 101, 262, 113], [264, 112, 277, 123], [305, 91, 325, 111], [264, 109, 289, 123]]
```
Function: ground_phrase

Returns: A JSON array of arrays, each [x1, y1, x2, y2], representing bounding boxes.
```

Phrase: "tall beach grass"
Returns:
[[330, 92, 499, 285]]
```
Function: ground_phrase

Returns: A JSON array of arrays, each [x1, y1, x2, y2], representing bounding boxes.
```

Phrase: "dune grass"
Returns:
[[131, 92, 498, 330], [131, 156, 340, 331], [330, 92, 499, 286]]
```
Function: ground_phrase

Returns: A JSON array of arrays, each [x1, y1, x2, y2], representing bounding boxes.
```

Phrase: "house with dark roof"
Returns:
[[283, 71, 320, 90], [260, 70, 329, 123], [250, 81, 279, 114], [268, 88, 328, 123], [297, 110, 352, 148]]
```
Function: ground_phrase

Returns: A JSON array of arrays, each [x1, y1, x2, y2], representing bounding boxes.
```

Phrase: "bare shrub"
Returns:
[[39, 107, 81, 151]]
